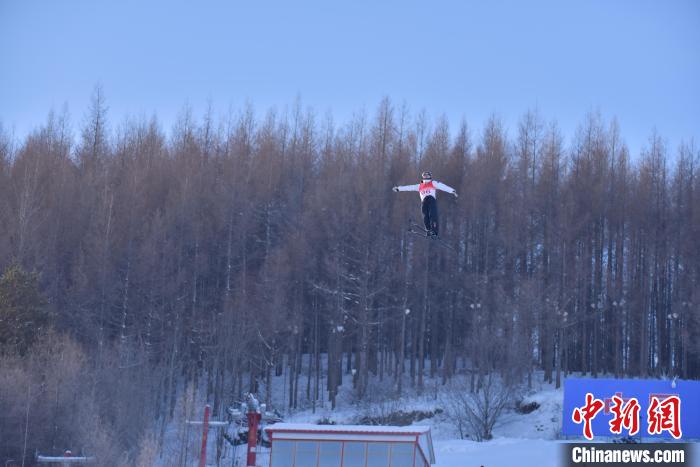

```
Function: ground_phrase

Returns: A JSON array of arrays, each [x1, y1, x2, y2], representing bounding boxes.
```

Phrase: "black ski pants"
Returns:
[[421, 195, 439, 235]]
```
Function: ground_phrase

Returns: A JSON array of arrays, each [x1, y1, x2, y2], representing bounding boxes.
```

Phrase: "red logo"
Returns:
[[647, 395, 682, 439], [572, 392, 683, 440], [608, 395, 641, 435], [572, 393, 605, 440]]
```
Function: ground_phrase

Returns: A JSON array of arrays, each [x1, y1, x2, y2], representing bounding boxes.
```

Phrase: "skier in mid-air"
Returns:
[[393, 171, 458, 237]]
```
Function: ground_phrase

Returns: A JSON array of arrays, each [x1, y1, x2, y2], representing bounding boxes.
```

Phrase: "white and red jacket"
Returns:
[[395, 180, 457, 201]]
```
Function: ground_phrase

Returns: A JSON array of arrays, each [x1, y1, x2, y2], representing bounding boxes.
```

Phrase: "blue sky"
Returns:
[[1, 0, 698, 157]]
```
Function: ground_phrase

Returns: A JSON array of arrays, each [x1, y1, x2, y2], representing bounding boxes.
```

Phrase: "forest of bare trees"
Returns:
[[1, 89, 698, 464]]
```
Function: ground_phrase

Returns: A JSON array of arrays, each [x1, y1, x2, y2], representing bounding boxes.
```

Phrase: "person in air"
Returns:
[[392, 171, 458, 236]]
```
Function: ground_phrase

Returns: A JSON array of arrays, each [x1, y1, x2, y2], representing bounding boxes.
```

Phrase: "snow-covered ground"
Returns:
[[434, 438, 562, 467], [426, 385, 565, 466]]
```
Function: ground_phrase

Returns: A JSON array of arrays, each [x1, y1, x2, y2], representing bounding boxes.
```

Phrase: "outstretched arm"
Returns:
[[392, 184, 420, 192], [434, 181, 458, 197]]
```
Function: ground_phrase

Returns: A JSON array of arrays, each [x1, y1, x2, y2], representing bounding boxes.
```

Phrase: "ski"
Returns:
[[429, 234, 457, 251], [406, 221, 457, 251], [408, 219, 430, 233], [407, 227, 431, 238]]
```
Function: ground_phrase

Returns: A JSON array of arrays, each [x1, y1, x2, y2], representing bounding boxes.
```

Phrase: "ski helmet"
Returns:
[[421, 171, 432, 180]]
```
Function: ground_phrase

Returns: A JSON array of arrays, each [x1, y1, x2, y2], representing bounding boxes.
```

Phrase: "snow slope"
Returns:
[[434, 438, 562, 467], [429, 385, 565, 466], [274, 373, 567, 467]]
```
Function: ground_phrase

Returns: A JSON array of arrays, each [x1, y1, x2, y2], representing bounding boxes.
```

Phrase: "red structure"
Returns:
[[246, 407, 262, 466], [226, 393, 283, 467], [244, 394, 262, 467], [199, 405, 211, 467]]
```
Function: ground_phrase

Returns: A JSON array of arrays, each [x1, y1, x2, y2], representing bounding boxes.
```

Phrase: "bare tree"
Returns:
[[443, 373, 516, 441]]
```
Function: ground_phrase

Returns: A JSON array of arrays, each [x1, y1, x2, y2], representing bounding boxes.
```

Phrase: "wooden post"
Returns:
[[199, 404, 210, 467]]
